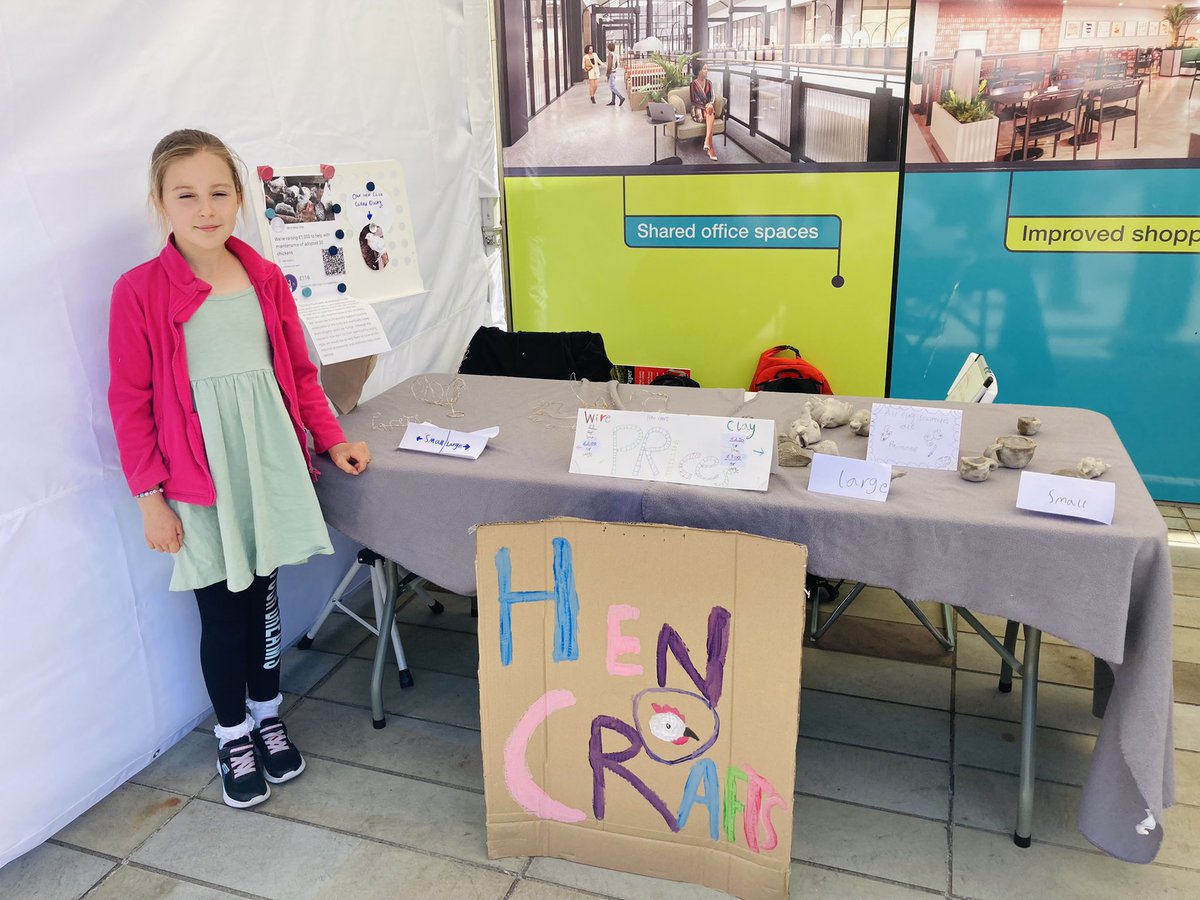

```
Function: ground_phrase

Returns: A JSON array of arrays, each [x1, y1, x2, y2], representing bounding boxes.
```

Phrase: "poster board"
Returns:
[[569, 409, 776, 491], [476, 519, 807, 900], [246, 159, 424, 410], [248, 159, 423, 303]]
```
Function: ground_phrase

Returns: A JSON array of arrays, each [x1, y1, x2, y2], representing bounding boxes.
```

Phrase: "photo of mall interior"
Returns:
[[908, 0, 1200, 164], [498, 1, 912, 167]]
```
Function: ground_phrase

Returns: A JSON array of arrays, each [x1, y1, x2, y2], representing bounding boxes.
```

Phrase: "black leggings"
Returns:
[[194, 571, 283, 728]]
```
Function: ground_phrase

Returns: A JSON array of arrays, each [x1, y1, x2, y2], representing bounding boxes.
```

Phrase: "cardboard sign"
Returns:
[[476, 520, 807, 900], [1016, 472, 1116, 524], [569, 409, 775, 491], [397, 422, 498, 459], [808, 454, 892, 502], [866, 402, 962, 470]]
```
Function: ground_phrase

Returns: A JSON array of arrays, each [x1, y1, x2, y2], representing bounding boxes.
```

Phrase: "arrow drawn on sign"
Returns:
[[753, 448, 764, 455]]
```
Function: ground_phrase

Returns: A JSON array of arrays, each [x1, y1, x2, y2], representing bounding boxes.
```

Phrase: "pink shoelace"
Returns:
[[228, 744, 257, 778], [260, 723, 290, 755]]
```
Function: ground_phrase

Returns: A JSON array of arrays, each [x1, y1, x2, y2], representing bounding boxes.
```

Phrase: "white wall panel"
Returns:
[[0, 0, 500, 867]]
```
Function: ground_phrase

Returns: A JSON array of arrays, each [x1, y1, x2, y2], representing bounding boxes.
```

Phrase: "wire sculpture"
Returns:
[[528, 380, 671, 429], [370, 413, 419, 431], [411, 375, 466, 418]]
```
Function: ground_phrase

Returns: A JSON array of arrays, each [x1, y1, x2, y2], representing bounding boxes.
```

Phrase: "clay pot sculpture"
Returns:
[[1052, 457, 1109, 479], [777, 436, 839, 467], [777, 437, 809, 467], [1017, 415, 1041, 436], [814, 398, 853, 428], [984, 435, 1037, 469], [788, 413, 821, 447], [849, 408, 871, 436], [958, 455, 999, 482]]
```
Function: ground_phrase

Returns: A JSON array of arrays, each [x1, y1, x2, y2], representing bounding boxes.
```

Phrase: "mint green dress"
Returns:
[[169, 288, 334, 592]]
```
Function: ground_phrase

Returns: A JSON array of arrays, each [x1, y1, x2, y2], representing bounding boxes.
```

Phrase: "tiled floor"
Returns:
[[503, 80, 791, 169], [6, 505, 1200, 899]]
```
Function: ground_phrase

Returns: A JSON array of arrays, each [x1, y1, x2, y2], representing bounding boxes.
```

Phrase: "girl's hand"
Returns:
[[329, 440, 371, 475], [141, 496, 184, 553]]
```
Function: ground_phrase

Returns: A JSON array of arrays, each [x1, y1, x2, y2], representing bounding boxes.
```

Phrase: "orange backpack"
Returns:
[[749, 345, 833, 394]]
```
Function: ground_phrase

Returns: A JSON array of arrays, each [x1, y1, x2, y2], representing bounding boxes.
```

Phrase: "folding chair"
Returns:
[[809, 353, 998, 650], [298, 547, 445, 698]]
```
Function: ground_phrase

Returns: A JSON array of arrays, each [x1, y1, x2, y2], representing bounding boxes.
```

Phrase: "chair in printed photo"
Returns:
[[1132, 50, 1154, 92], [1099, 58, 1129, 79], [1083, 79, 1141, 159], [1017, 89, 1083, 161], [988, 81, 1035, 159]]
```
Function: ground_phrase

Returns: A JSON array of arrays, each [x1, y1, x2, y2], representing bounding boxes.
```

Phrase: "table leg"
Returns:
[[370, 562, 398, 729], [998, 619, 1020, 692], [811, 581, 866, 641], [942, 603, 956, 649], [1014, 624, 1042, 848], [1068, 97, 1101, 147]]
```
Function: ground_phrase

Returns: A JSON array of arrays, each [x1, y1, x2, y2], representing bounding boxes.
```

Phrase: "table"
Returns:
[[316, 374, 1175, 864], [647, 111, 685, 162]]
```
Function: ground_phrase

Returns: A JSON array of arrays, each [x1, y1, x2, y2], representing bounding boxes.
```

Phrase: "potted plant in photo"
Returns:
[[647, 51, 700, 104], [930, 81, 999, 163], [909, 68, 926, 113], [1160, 4, 1196, 76]]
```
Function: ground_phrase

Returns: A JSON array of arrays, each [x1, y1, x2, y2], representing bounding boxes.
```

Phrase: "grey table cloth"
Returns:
[[316, 374, 1175, 864]]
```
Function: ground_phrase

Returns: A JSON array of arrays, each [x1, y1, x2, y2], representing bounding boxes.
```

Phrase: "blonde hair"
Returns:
[[148, 129, 246, 230]]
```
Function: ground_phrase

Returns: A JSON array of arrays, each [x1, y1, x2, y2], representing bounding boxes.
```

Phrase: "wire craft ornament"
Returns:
[[370, 412, 419, 431], [528, 380, 670, 429], [411, 375, 466, 418], [530, 399, 584, 429], [638, 390, 670, 413]]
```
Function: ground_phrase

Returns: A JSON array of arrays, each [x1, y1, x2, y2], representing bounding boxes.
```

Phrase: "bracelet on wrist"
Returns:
[[135, 486, 164, 499]]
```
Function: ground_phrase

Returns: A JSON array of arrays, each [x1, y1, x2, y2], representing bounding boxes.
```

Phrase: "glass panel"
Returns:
[[524, 0, 534, 114], [531, 1, 546, 111], [546, 0, 560, 99]]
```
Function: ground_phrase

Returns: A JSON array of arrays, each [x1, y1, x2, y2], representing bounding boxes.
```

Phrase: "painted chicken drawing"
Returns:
[[648, 702, 699, 746]]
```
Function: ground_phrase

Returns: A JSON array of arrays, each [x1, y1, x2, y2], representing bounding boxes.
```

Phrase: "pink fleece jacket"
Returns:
[[108, 235, 346, 505]]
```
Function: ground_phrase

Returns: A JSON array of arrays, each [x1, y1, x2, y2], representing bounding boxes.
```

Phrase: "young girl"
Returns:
[[108, 129, 371, 809]]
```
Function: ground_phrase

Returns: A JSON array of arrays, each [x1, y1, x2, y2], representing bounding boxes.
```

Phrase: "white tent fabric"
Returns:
[[0, 0, 501, 867]]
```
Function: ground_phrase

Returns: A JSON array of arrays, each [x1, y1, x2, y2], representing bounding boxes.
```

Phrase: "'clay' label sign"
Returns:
[[476, 520, 807, 900]]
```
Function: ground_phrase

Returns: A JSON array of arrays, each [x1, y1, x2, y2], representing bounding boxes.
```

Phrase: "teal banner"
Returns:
[[624, 215, 841, 249]]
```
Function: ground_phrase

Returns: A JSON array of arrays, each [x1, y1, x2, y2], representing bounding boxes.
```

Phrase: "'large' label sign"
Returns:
[[476, 520, 807, 900]]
